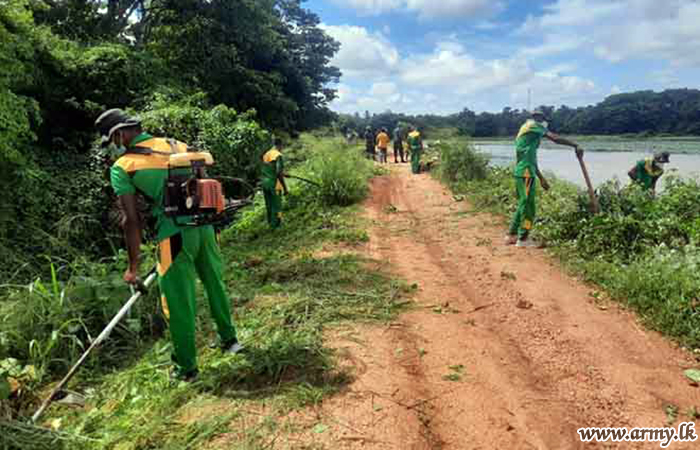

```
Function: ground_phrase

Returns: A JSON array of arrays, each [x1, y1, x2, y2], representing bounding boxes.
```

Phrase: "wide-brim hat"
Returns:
[[95, 108, 141, 146], [654, 151, 670, 163]]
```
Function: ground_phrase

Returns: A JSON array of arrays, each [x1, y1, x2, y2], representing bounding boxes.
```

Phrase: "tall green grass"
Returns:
[[434, 140, 490, 185]]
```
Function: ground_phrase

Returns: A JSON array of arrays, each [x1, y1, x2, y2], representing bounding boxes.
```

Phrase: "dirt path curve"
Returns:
[[303, 165, 700, 449]]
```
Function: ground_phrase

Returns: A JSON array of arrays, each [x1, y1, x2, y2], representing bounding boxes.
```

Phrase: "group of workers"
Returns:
[[95, 105, 672, 381], [365, 125, 424, 173]]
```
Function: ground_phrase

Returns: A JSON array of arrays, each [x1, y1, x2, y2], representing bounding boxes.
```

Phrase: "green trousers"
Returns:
[[263, 188, 282, 229], [411, 149, 422, 174], [508, 176, 537, 240], [158, 226, 237, 376]]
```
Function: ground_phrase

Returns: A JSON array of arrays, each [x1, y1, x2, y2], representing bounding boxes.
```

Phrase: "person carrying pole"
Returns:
[[505, 109, 583, 248], [95, 108, 243, 382], [407, 126, 423, 174], [628, 151, 670, 194], [376, 127, 390, 164], [261, 138, 289, 229], [364, 126, 376, 160], [393, 125, 405, 163]]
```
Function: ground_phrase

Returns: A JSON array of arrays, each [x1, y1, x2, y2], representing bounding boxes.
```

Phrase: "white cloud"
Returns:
[[329, 29, 599, 114], [320, 24, 400, 80], [523, 0, 700, 67], [370, 82, 398, 96], [332, 0, 501, 19]]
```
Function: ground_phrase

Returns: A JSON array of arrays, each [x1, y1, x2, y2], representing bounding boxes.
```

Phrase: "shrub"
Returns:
[[140, 97, 271, 184], [304, 143, 373, 207], [436, 140, 490, 185]]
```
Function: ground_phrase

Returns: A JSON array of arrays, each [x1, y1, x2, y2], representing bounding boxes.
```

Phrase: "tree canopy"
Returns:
[[337, 89, 700, 138], [0, 0, 340, 280]]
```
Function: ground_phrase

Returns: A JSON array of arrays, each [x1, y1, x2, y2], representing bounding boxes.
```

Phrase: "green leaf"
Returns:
[[312, 423, 328, 434], [684, 369, 700, 384], [0, 378, 11, 400]]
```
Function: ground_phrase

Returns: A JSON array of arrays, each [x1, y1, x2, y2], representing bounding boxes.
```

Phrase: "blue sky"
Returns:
[[305, 0, 700, 115]]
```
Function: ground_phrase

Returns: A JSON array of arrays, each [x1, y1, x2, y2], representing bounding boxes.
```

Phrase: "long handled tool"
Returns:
[[576, 151, 600, 214], [32, 269, 158, 423], [286, 174, 321, 187]]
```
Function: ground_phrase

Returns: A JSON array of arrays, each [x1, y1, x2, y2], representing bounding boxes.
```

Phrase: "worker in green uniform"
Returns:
[[261, 138, 289, 229], [505, 109, 582, 248], [95, 109, 242, 382], [628, 151, 669, 194], [407, 126, 423, 174]]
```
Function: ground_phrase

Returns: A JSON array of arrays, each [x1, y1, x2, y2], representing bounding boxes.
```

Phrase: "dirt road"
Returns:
[[298, 165, 700, 449]]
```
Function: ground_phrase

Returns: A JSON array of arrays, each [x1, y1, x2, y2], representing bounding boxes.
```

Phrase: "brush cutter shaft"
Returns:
[[32, 270, 158, 423], [286, 175, 321, 187]]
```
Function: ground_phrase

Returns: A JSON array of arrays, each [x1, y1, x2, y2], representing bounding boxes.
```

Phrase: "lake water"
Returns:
[[474, 142, 700, 188]]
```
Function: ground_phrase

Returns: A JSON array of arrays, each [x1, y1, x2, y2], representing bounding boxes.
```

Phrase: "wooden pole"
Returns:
[[576, 152, 600, 214]]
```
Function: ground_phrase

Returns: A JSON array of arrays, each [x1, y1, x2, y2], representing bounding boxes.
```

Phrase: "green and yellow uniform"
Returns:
[[509, 120, 548, 240], [407, 130, 422, 174], [110, 133, 237, 377], [632, 157, 664, 190], [261, 148, 284, 229]]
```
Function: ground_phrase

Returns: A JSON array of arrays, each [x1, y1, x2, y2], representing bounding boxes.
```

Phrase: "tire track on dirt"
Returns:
[[295, 165, 700, 450]]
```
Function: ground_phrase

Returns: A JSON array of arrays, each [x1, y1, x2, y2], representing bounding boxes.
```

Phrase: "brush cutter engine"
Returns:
[[163, 152, 254, 227], [164, 152, 226, 222]]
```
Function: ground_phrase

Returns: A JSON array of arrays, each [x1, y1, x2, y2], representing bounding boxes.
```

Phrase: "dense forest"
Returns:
[[1, 0, 340, 281], [338, 89, 700, 138]]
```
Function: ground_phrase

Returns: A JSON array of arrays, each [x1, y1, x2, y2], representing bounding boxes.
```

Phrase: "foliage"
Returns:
[[0, 255, 162, 394], [302, 138, 374, 206], [436, 140, 490, 185], [140, 98, 271, 183], [338, 88, 700, 138], [448, 158, 700, 348]]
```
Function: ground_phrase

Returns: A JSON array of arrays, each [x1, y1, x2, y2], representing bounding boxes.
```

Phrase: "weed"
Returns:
[[303, 143, 374, 207], [500, 271, 517, 281], [666, 404, 679, 426], [687, 406, 700, 420], [435, 140, 490, 186], [384, 204, 399, 214]]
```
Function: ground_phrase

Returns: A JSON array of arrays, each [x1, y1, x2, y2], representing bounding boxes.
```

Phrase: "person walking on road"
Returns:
[[96, 108, 243, 382], [393, 125, 405, 163], [376, 128, 390, 164], [364, 126, 376, 161], [261, 138, 289, 229], [628, 151, 669, 194], [407, 126, 423, 174], [505, 109, 582, 248]]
